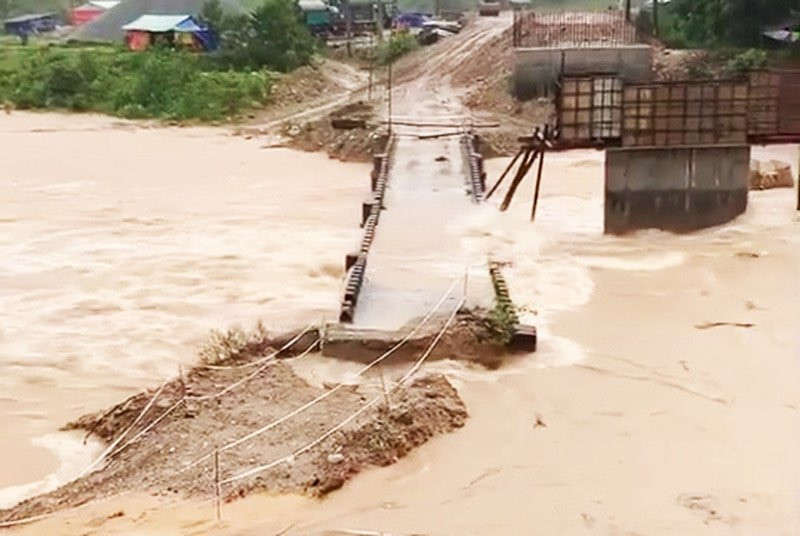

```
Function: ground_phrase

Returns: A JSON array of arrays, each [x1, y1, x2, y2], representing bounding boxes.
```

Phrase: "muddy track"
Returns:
[[393, 15, 512, 89]]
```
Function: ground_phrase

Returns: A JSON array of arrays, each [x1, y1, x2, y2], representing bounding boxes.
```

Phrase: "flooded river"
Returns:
[[3, 112, 800, 534], [0, 113, 368, 506]]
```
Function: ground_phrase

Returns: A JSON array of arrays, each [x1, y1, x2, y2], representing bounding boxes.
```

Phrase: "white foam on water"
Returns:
[[575, 250, 687, 272], [0, 432, 105, 509]]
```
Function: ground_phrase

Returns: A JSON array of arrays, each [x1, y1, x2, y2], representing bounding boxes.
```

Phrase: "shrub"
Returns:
[[725, 48, 768, 75], [487, 301, 518, 346], [376, 32, 418, 65], [197, 320, 269, 365], [202, 0, 317, 72], [0, 47, 270, 120]]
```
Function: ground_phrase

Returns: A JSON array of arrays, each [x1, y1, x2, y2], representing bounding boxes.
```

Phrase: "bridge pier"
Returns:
[[605, 145, 751, 234]]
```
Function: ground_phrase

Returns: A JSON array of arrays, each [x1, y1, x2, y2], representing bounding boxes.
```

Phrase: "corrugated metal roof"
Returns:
[[122, 14, 193, 32], [3, 12, 56, 24], [90, 1, 120, 10], [70, 0, 244, 42]]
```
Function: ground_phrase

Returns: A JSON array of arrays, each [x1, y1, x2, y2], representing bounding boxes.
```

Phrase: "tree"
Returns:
[[666, 0, 797, 46], [203, 0, 316, 72], [0, 0, 17, 20]]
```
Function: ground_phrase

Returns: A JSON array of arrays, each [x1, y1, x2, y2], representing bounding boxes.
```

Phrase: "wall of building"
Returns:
[[605, 145, 751, 233], [512, 45, 652, 99]]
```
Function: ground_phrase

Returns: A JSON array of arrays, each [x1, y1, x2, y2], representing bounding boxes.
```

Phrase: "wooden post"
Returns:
[[500, 149, 537, 212], [530, 148, 546, 221], [214, 449, 221, 522], [379, 365, 390, 410], [375, 0, 384, 43], [486, 147, 524, 199]]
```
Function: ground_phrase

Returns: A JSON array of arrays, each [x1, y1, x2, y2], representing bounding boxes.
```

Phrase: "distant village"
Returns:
[[1, 0, 472, 51]]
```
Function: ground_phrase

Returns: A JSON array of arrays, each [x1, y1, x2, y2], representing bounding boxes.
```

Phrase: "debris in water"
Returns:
[[694, 322, 755, 330]]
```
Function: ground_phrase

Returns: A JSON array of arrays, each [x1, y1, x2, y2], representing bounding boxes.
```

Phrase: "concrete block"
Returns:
[[509, 324, 537, 352], [605, 146, 749, 233]]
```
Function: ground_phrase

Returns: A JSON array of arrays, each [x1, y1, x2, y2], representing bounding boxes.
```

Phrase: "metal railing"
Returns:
[[512, 10, 640, 49]]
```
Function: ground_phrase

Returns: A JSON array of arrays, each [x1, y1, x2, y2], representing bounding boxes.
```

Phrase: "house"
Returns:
[[69, 0, 245, 43], [71, 1, 120, 27], [121, 14, 216, 51], [3, 13, 58, 36]]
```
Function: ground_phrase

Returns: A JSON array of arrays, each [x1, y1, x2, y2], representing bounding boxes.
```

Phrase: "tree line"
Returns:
[[660, 0, 800, 47]]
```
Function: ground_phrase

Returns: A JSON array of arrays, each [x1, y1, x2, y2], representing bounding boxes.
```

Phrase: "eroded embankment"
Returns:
[[0, 330, 468, 526]]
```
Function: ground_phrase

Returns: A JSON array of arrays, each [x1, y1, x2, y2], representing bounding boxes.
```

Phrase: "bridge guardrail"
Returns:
[[340, 134, 395, 323]]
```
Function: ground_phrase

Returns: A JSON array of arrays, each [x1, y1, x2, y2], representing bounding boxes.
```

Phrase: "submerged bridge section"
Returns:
[[339, 127, 491, 332]]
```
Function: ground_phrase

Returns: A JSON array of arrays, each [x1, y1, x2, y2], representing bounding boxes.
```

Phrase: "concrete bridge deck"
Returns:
[[351, 131, 494, 331]]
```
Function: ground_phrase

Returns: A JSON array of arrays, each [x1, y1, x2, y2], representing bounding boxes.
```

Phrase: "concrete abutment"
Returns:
[[605, 145, 751, 234]]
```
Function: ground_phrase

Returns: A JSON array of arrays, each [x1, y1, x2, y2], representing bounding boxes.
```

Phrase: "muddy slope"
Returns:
[[0, 343, 466, 525]]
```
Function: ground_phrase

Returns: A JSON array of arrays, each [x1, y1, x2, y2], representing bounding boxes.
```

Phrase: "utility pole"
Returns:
[[375, 0, 383, 43], [387, 43, 393, 134], [652, 0, 659, 38], [344, 0, 352, 57], [386, 0, 394, 134]]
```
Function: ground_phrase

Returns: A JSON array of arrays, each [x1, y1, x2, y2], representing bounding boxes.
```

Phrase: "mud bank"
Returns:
[[0, 331, 466, 525]]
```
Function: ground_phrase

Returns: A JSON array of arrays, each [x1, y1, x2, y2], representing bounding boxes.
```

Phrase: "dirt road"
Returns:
[[352, 16, 512, 329]]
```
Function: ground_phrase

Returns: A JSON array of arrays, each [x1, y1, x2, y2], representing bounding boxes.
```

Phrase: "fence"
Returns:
[[555, 71, 800, 149], [748, 70, 800, 142], [557, 74, 622, 144], [512, 11, 639, 49], [621, 80, 748, 147]]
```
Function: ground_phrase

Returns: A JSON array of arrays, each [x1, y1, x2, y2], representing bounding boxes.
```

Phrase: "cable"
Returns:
[[174, 274, 465, 476], [221, 297, 464, 485], [79, 382, 166, 478], [107, 338, 320, 461]]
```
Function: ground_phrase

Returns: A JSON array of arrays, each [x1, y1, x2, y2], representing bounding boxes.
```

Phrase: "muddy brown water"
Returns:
[[0, 113, 368, 506], [2, 111, 800, 534]]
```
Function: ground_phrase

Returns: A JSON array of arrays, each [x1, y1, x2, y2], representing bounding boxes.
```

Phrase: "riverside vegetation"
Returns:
[[0, 0, 317, 120]]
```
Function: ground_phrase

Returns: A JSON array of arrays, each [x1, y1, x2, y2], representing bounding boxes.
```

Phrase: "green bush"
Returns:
[[486, 301, 518, 346], [376, 32, 419, 65], [202, 0, 317, 72], [725, 48, 768, 74], [0, 47, 270, 120]]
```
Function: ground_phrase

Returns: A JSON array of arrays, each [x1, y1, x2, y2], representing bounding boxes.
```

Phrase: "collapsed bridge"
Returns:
[[327, 120, 536, 358]]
